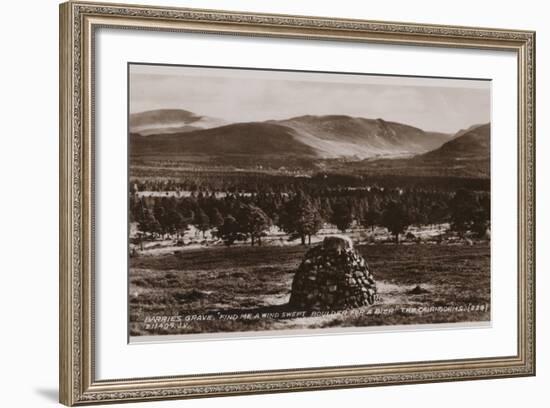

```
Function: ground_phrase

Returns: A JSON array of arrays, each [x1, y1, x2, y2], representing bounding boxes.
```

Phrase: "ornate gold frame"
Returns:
[[59, 1, 536, 405]]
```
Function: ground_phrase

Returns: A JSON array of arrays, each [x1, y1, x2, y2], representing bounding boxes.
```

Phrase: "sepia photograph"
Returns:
[[127, 63, 491, 341]]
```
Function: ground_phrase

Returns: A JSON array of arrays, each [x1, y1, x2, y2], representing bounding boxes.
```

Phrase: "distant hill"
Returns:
[[130, 109, 227, 136], [344, 123, 491, 178], [450, 123, 487, 140], [422, 123, 490, 160], [273, 115, 448, 158], [130, 122, 318, 157]]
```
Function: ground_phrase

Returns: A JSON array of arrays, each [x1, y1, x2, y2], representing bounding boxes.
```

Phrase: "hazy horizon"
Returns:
[[129, 64, 491, 134]]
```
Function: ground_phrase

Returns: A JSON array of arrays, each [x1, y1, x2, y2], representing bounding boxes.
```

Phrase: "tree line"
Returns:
[[130, 187, 490, 247], [130, 171, 490, 195]]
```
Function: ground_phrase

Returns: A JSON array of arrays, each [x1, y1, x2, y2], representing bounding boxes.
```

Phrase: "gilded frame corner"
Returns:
[[59, 1, 535, 405]]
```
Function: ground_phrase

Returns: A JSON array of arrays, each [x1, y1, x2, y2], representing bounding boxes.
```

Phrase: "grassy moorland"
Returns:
[[129, 242, 490, 337]]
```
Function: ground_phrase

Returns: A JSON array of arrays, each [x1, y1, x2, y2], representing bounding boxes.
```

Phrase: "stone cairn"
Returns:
[[289, 236, 377, 311]]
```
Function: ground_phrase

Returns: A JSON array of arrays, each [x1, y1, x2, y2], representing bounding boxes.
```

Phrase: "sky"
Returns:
[[129, 64, 491, 134]]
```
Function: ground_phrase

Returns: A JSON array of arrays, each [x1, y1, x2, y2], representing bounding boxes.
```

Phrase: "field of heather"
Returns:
[[129, 241, 490, 338]]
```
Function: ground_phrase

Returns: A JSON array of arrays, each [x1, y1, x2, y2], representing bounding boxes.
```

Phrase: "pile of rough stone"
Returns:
[[289, 235, 377, 311]]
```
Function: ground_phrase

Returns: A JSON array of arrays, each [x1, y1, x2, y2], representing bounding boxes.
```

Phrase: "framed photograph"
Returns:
[[59, 1, 536, 405]]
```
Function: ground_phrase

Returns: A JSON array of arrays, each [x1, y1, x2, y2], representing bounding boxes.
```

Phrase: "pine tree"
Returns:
[[217, 215, 244, 246], [210, 207, 224, 230], [381, 201, 410, 243], [472, 194, 491, 238], [194, 209, 210, 238], [449, 189, 478, 236], [153, 202, 168, 239], [331, 200, 354, 233], [363, 208, 381, 232], [237, 204, 271, 246], [165, 208, 186, 239], [280, 194, 323, 245], [138, 209, 160, 240]]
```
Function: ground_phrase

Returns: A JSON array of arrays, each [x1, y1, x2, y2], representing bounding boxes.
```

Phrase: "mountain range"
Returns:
[[130, 109, 490, 177], [130, 110, 451, 158]]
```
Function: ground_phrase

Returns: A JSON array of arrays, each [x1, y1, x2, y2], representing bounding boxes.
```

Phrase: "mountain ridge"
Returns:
[[422, 123, 490, 160], [272, 115, 449, 158], [342, 122, 491, 178], [130, 122, 318, 157], [131, 109, 454, 160]]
